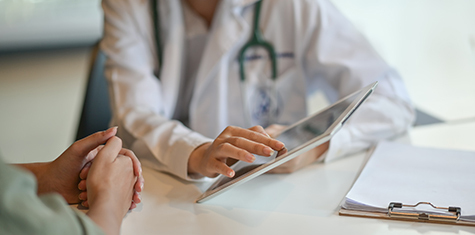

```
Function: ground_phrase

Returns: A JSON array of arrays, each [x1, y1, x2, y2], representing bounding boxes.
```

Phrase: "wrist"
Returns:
[[15, 162, 51, 193], [87, 201, 122, 235], [187, 142, 211, 176]]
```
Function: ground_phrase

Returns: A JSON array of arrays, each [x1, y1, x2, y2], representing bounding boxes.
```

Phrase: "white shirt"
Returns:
[[172, 1, 209, 127], [100, 0, 415, 180]]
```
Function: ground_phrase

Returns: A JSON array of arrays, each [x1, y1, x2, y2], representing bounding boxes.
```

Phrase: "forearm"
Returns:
[[14, 162, 50, 193], [116, 109, 212, 180], [87, 202, 123, 235], [14, 162, 48, 176], [187, 142, 211, 177]]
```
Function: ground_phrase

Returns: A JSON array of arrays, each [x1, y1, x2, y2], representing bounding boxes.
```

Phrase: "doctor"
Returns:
[[100, 0, 414, 180]]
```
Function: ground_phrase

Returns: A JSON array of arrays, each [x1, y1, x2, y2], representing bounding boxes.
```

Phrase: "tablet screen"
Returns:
[[208, 89, 361, 191], [197, 82, 377, 203]]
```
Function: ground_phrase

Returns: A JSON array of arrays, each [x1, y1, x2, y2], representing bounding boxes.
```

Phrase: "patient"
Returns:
[[0, 127, 143, 235]]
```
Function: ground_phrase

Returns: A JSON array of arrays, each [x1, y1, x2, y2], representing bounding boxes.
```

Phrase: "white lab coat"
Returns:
[[100, 0, 415, 180]]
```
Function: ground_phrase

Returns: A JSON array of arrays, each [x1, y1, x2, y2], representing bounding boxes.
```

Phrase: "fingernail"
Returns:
[[78, 194, 84, 201], [228, 170, 235, 178], [140, 182, 144, 191], [106, 126, 118, 135], [276, 142, 285, 150], [264, 147, 274, 156], [246, 154, 255, 162]]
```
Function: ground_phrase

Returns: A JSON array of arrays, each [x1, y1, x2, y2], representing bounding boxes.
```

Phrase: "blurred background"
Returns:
[[0, 0, 474, 164]]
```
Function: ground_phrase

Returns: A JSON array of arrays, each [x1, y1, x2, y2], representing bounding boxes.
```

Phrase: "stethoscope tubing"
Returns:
[[152, 0, 279, 127]]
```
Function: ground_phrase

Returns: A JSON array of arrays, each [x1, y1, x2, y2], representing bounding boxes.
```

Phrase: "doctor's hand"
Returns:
[[264, 124, 329, 174], [188, 125, 285, 178]]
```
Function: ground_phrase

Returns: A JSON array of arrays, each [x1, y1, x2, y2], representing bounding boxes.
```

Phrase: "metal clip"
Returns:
[[388, 202, 461, 222]]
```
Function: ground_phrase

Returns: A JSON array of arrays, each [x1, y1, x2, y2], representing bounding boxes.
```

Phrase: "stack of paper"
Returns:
[[340, 141, 475, 222]]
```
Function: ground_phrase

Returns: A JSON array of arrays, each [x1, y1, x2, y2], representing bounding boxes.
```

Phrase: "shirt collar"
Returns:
[[230, 0, 260, 8]]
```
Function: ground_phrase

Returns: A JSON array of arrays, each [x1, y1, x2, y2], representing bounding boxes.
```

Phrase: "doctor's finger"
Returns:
[[264, 124, 287, 138], [211, 159, 234, 178], [248, 125, 270, 137], [230, 128, 284, 151], [216, 142, 256, 163], [225, 137, 275, 157]]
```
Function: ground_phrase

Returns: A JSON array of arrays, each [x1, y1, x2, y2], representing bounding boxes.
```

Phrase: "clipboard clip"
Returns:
[[388, 202, 461, 222]]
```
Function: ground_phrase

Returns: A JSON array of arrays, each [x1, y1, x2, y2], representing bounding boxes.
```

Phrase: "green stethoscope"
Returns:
[[152, 0, 279, 126], [152, 0, 277, 81]]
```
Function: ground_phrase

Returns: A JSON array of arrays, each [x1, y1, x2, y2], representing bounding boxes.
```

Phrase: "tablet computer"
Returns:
[[196, 81, 378, 203]]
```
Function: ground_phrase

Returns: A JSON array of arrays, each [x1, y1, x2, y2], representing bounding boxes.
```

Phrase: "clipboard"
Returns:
[[338, 141, 475, 226], [339, 202, 475, 226]]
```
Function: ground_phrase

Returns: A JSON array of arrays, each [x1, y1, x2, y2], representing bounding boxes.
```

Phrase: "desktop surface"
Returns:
[[119, 122, 475, 235]]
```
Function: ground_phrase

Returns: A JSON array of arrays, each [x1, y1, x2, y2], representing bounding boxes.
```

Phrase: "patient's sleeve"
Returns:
[[0, 158, 104, 235]]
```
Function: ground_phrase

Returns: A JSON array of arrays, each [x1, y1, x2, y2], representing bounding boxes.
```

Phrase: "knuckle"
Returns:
[[213, 160, 224, 172], [223, 126, 235, 133], [124, 148, 138, 159], [251, 125, 264, 132], [120, 155, 133, 166], [254, 143, 264, 154], [239, 149, 249, 159], [268, 138, 277, 146], [217, 142, 229, 152], [228, 136, 241, 146], [214, 136, 225, 144], [247, 131, 259, 140], [114, 136, 123, 145], [69, 143, 80, 154]]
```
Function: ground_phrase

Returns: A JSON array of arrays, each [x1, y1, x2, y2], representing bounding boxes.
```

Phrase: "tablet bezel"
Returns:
[[196, 82, 378, 203]]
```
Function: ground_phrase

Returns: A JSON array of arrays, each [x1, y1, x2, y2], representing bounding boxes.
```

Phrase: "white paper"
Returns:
[[343, 141, 475, 221]]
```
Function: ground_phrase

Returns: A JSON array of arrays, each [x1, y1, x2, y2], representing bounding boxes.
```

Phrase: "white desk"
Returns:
[[121, 123, 475, 235]]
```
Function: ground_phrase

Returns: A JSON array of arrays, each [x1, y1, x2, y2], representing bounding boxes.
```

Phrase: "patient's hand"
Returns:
[[78, 147, 144, 209], [265, 124, 329, 174], [18, 127, 119, 204]]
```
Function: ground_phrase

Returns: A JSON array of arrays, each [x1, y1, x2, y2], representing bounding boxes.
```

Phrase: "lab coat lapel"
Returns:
[[190, 0, 258, 136], [158, 0, 185, 118], [193, 1, 246, 95]]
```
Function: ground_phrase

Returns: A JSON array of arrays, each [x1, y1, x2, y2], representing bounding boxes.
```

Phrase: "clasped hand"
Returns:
[[34, 127, 143, 211], [75, 128, 144, 210]]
